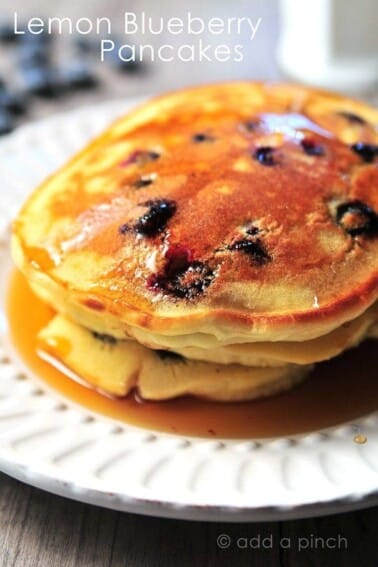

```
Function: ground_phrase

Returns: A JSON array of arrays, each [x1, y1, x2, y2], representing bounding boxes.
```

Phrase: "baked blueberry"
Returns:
[[150, 260, 214, 299], [351, 143, 378, 163], [155, 350, 185, 362], [192, 133, 213, 143], [336, 200, 378, 237], [301, 138, 324, 156], [230, 238, 271, 264], [246, 225, 259, 236], [148, 244, 214, 300], [165, 245, 193, 275], [173, 261, 214, 299], [135, 199, 176, 236], [253, 146, 276, 166], [337, 111, 366, 125], [147, 151, 160, 161], [91, 331, 117, 345]]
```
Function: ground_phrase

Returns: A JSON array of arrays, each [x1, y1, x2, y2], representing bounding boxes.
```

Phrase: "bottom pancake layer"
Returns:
[[37, 315, 312, 402], [28, 276, 377, 367]]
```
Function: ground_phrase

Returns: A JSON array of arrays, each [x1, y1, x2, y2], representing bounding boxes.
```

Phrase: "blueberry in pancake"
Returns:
[[12, 82, 378, 400]]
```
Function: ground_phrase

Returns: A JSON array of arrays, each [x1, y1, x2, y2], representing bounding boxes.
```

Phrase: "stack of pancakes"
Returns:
[[11, 82, 378, 401]]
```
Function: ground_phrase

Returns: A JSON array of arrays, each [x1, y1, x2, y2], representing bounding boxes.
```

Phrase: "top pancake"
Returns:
[[12, 82, 378, 342]]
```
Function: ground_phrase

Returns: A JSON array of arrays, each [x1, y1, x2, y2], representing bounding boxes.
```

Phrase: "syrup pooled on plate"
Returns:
[[6, 269, 378, 439]]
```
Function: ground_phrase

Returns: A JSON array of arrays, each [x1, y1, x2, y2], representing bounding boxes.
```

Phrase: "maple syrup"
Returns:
[[6, 269, 378, 439]]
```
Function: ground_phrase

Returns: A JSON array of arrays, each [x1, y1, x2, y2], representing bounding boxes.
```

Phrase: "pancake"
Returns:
[[10, 82, 378, 401], [37, 314, 312, 401], [12, 82, 378, 345], [150, 303, 378, 366]]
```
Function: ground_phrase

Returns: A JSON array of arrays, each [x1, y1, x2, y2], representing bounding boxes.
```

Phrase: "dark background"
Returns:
[[1, 473, 377, 567]]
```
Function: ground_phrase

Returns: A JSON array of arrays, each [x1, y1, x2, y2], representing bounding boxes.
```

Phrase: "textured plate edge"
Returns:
[[0, 98, 377, 521], [1, 457, 377, 522]]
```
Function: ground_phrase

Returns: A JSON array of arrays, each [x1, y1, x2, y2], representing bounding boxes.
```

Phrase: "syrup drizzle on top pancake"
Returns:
[[14, 84, 378, 331]]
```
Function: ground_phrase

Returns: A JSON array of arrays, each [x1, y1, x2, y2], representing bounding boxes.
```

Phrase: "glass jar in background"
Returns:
[[277, 0, 378, 95]]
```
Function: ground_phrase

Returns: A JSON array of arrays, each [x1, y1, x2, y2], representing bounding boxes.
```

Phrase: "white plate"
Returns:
[[0, 99, 377, 522]]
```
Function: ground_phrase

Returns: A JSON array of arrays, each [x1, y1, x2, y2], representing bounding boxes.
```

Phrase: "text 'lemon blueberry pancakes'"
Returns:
[[11, 82, 378, 401]]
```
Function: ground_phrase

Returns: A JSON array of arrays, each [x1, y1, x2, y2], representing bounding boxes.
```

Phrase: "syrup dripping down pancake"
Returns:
[[11, 82, 378, 400]]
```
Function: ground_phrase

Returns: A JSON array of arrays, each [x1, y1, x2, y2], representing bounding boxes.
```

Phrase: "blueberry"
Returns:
[[61, 62, 98, 90], [0, 22, 17, 43], [0, 110, 15, 136], [165, 245, 193, 274], [148, 245, 215, 299], [192, 133, 213, 143], [155, 350, 185, 363], [246, 225, 259, 236], [73, 36, 100, 54], [351, 143, 378, 163], [150, 260, 214, 300], [91, 331, 117, 345], [135, 199, 176, 236], [253, 146, 276, 166], [230, 239, 271, 265], [170, 261, 214, 299], [104, 42, 141, 73], [148, 151, 160, 160], [119, 199, 176, 238], [336, 200, 378, 237], [21, 67, 64, 98], [0, 89, 27, 115], [114, 58, 141, 73], [17, 42, 50, 69], [337, 111, 366, 125], [21, 29, 51, 46], [301, 139, 324, 156]]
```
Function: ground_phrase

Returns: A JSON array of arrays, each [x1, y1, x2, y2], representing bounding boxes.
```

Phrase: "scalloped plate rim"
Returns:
[[0, 98, 377, 522]]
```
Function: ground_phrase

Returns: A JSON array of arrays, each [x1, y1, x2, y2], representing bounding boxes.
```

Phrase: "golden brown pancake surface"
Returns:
[[12, 82, 378, 342]]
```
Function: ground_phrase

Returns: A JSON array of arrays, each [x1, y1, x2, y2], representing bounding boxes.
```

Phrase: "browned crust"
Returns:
[[12, 81, 378, 341]]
